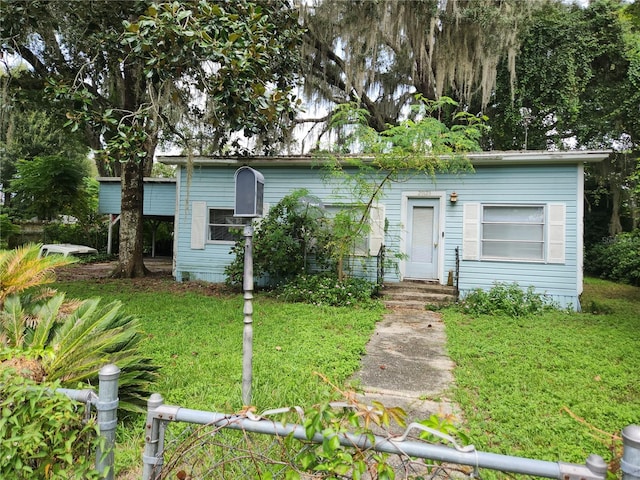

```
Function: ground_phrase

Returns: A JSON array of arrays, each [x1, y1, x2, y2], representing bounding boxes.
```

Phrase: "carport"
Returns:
[[97, 177, 176, 257]]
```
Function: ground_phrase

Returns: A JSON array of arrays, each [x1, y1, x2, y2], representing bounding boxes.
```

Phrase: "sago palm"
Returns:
[[0, 244, 158, 411], [0, 243, 73, 307]]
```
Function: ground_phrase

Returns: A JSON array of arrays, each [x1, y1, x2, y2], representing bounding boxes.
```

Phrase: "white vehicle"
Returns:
[[38, 244, 98, 258]]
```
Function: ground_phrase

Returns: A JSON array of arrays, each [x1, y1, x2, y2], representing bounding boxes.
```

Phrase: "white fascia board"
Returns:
[[157, 150, 611, 167]]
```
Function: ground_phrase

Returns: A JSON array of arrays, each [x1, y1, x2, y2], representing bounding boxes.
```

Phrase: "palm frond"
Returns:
[[0, 244, 74, 307], [0, 296, 27, 347], [30, 294, 66, 350]]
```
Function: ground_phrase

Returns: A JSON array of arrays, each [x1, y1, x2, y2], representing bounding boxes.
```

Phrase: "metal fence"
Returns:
[[140, 391, 640, 480], [57, 363, 120, 480], [54, 365, 640, 480]]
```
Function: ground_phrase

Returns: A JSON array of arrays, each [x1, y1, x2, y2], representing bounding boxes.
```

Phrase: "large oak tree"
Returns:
[[296, 0, 535, 144], [1, 0, 302, 277]]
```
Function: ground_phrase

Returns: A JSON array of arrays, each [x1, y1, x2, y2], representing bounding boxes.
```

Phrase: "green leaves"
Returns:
[[0, 245, 159, 411], [0, 369, 104, 479]]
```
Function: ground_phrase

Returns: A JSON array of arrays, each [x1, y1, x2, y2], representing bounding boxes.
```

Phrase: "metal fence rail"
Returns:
[[141, 392, 640, 480]]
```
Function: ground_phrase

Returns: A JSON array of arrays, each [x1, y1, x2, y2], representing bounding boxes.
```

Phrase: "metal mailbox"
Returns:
[[234, 166, 264, 218]]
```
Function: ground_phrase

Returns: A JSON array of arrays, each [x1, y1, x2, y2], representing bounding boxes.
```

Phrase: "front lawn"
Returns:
[[53, 278, 382, 411], [443, 277, 640, 469], [53, 275, 639, 476]]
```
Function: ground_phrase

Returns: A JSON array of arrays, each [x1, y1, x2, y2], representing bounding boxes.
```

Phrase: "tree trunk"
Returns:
[[113, 159, 147, 278], [608, 185, 623, 236]]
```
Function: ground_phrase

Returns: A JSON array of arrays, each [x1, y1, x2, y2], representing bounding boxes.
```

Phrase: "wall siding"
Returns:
[[173, 164, 583, 308], [98, 180, 176, 216]]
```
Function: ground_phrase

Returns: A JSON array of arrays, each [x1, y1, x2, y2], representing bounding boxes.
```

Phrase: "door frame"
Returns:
[[400, 191, 446, 283]]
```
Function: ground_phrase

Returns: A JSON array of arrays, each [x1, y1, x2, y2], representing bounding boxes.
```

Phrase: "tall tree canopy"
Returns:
[[297, 0, 534, 144], [485, 0, 640, 234], [0, 78, 90, 219], [1, 0, 303, 277]]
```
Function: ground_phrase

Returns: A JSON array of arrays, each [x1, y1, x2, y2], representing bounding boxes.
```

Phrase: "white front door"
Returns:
[[405, 198, 439, 279]]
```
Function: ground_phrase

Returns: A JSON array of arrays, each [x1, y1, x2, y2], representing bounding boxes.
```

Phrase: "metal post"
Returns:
[[142, 393, 165, 480], [622, 425, 640, 480], [96, 364, 120, 480], [242, 223, 254, 406]]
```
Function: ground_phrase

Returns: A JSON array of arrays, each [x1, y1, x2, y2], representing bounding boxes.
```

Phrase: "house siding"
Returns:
[[97, 178, 176, 216], [172, 161, 584, 309]]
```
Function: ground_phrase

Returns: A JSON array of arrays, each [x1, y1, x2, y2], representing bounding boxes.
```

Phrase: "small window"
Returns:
[[481, 205, 545, 261], [325, 204, 378, 256], [208, 208, 244, 242]]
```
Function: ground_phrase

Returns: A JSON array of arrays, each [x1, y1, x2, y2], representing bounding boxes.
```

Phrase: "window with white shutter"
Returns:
[[461, 203, 566, 263]]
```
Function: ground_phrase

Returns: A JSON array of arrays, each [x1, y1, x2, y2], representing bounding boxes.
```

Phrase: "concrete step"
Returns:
[[382, 281, 457, 310]]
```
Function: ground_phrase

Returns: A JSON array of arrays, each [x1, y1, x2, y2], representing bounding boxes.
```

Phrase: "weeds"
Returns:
[[460, 282, 561, 317]]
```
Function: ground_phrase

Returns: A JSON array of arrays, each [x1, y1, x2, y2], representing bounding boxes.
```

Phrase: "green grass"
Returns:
[[442, 277, 640, 468], [53, 278, 384, 476], [53, 278, 383, 410], [53, 275, 639, 476]]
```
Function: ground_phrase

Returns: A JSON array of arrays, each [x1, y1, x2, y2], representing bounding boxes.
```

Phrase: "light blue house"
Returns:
[[158, 151, 607, 310]]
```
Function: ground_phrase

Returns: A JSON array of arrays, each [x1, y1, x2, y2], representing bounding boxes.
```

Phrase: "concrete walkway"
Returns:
[[351, 307, 458, 424]]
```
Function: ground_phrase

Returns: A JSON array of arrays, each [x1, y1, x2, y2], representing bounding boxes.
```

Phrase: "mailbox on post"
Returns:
[[234, 166, 264, 218]]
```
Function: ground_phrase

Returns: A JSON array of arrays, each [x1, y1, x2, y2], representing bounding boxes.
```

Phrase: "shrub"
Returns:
[[275, 273, 380, 308], [585, 230, 640, 286], [0, 244, 158, 412], [225, 190, 334, 288], [43, 220, 108, 253], [461, 282, 560, 317], [0, 367, 104, 479]]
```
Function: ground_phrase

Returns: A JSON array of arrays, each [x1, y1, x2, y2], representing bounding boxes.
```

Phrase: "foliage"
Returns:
[[460, 282, 561, 318], [0, 368, 104, 479], [290, 378, 454, 480], [0, 244, 158, 411], [225, 190, 334, 287], [275, 274, 380, 309], [0, 214, 20, 248], [486, 0, 640, 235], [585, 229, 640, 286], [10, 154, 92, 221], [320, 96, 483, 279], [0, 294, 159, 412], [299, 0, 530, 134], [0, 87, 91, 221], [443, 277, 640, 468], [0, 243, 74, 307], [2, 0, 303, 277]]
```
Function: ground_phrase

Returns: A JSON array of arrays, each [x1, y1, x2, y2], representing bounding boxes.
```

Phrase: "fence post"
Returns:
[[142, 393, 165, 480], [96, 364, 120, 480], [622, 425, 640, 480]]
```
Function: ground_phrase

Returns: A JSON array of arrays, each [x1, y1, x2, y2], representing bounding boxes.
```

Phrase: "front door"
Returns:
[[405, 198, 439, 280]]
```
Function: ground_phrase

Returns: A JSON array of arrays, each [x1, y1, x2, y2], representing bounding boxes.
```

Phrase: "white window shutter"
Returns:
[[190, 201, 206, 250], [547, 203, 565, 263], [463, 203, 480, 260], [368, 204, 385, 255]]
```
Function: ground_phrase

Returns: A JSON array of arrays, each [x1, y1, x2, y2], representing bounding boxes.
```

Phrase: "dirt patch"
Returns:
[[55, 257, 173, 281], [55, 258, 237, 297]]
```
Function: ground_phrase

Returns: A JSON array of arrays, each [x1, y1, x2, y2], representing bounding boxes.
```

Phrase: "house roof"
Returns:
[[157, 150, 610, 167], [97, 177, 177, 183]]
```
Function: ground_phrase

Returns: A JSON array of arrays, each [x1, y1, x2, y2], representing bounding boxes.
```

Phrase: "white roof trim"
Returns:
[[157, 150, 610, 167], [97, 177, 177, 183]]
